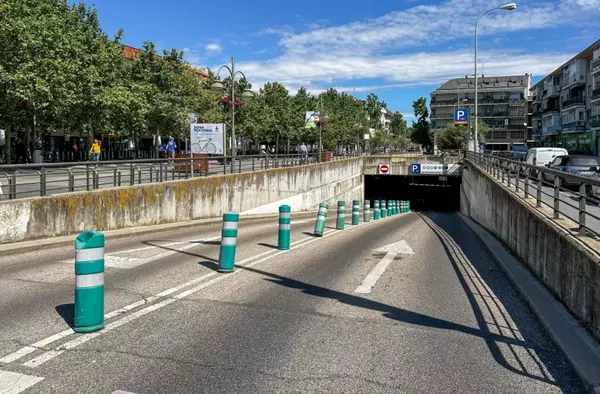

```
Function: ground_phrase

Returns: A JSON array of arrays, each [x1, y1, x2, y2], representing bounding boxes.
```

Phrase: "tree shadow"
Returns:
[[55, 303, 74, 328], [258, 242, 279, 250]]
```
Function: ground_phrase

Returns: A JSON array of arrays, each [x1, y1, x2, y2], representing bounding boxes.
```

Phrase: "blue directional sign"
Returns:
[[454, 109, 469, 125], [409, 164, 421, 174]]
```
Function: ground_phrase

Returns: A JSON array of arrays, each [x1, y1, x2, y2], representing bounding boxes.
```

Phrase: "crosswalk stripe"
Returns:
[[0, 370, 44, 394]]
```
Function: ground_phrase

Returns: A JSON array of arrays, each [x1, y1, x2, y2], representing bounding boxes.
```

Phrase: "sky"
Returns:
[[87, 0, 599, 122]]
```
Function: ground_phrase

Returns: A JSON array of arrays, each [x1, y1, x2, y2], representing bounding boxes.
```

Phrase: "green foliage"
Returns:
[[410, 97, 432, 147]]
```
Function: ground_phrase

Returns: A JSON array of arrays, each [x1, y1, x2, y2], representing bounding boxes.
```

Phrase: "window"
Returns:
[[568, 157, 600, 166], [550, 156, 564, 166], [579, 112, 584, 121]]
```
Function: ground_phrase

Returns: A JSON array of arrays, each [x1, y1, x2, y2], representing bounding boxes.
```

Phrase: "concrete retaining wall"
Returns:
[[461, 160, 600, 340], [0, 158, 363, 244]]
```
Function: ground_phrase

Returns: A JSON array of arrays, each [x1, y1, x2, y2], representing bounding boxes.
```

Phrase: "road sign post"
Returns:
[[337, 201, 346, 230], [352, 200, 360, 225], [74, 231, 105, 333], [314, 203, 328, 237], [218, 212, 239, 273], [278, 205, 291, 250]]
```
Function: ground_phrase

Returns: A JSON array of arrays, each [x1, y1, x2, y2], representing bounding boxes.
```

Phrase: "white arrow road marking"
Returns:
[[355, 240, 414, 294], [0, 370, 44, 394]]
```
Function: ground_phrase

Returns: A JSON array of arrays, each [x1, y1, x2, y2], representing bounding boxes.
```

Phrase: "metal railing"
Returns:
[[466, 151, 600, 238], [0, 152, 360, 200]]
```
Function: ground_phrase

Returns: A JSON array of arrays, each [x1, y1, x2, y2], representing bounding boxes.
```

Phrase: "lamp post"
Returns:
[[316, 96, 329, 162], [211, 56, 254, 173], [474, 3, 517, 153]]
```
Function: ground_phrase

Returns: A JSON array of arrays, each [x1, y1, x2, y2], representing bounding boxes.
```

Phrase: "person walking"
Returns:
[[89, 139, 101, 162], [299, 142, 308, 163], [167, 137, 177, 161]]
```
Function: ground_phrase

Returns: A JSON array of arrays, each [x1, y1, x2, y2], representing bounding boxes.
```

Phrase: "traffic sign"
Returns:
[[409, 164, 421, 174], [378, 164, 391, 175], [454, 109, 469, 125]]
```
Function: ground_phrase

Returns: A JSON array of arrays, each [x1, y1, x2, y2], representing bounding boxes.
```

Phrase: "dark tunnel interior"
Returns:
[[364, 175, 461, 211]]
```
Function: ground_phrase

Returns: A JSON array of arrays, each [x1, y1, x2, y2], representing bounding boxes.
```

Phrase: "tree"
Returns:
[[410, 97, 432, 148], [366, 93, 384, 130], [390, 112, 408, 137], [438, 122, 469, 149]]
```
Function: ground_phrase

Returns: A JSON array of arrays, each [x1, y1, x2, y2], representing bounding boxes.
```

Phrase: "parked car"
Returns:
[[543, 155, 600, 186], [524, 147, 568, 168]]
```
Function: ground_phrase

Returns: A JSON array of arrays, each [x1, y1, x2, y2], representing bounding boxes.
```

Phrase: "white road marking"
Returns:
[[355, 240, 414, 294], [112, 391, 138, 394], [8, 216, 388, 368], [273, 219, 312, 226], [60, 236, 220, 269], [0, 370, 44, 394], [355, 252, 396, 294]]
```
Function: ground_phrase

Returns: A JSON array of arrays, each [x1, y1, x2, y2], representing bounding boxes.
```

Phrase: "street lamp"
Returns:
[[315, 96, 329, 161], [474, 3, 516, 153], [211, 56, 254, 173]]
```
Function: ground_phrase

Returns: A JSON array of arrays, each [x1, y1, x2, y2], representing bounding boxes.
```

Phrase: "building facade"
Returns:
[[430, 74, 532, 150], [531, 39, 600, 154]]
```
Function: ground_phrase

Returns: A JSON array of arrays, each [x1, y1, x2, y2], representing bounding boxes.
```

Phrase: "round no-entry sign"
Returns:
[[378, 164, 391, 175]]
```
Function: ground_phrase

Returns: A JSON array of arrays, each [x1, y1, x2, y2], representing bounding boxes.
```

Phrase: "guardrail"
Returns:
[[0, 153, 360, 200], [466, 151, 600, 238]]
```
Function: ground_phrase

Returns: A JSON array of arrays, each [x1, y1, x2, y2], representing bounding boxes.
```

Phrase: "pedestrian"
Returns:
[[167, 137, 177, 161], [89, 139, 101, 162], [15, 139, 26, 163], [299, 142, 308, 163]]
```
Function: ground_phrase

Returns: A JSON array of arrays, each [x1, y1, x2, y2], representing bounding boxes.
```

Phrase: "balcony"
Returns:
[[542, 85, 561, 98], [592, 88, 600, 102], [591, 115, 600, 128], [561, 74, 586, 89], [592, 58, 600, 75], [532, 111, 542, 118], [542, 107, 559, 116], [532, 95, 541, 103], [430, 113, 453, 120], [561, 120, 586, 133], [543, 125, 561, 134], [562, 97, 585, 110]]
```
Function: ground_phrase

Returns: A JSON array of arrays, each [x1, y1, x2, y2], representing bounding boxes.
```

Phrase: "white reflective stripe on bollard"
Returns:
[[280, 212, 291, 219], [76, 273, 104, 288], [319, 208, 327, 214], [279, 224, 291, 230], [76, 247, 105, 262], [221, 237, 237, 246], [222, 222, 239, 230]]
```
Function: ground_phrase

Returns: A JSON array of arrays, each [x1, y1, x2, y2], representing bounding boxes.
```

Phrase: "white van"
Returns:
[[525, 148, 568, 167]]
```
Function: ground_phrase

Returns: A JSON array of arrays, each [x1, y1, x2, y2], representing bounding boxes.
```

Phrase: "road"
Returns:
[[0, 212, 584, 393]]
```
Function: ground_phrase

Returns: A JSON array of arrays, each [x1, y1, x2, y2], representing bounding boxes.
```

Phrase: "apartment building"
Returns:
[[430, 74, 532, 150], [531, 39, 600, 154], [380, 108, 394, 132]]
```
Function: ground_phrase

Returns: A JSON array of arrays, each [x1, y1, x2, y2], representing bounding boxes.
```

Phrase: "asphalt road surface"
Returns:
[[0, 212, 584, 393]]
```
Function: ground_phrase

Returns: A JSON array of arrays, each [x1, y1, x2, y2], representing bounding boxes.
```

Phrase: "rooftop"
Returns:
[[432, 74, 531, 93]]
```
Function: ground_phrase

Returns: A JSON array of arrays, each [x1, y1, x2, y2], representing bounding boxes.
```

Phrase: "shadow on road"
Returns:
[[142, 241, 219, 264], [235, 212, 577, 390], [258, 243, 279, 250], [55, 303, 75, 328], [418, 212, 577, 390]]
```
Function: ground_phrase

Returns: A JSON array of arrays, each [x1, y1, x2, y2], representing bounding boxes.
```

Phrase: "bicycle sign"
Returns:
[[190, 123, 225, 155]]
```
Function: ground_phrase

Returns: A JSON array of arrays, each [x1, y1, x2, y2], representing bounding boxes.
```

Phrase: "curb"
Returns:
[[0, 210, 320, 256], [458, 213, 600, 394]]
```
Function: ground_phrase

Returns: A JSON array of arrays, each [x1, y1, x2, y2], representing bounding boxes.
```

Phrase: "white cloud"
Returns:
[[205, 43, 222, 54], [182, 47, 202, 67]]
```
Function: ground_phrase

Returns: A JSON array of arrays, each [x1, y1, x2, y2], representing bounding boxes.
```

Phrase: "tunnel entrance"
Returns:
[[364, 175, 461, 211]]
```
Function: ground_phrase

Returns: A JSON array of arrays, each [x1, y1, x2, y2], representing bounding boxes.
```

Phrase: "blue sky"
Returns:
[[88, 0, 599, 122]]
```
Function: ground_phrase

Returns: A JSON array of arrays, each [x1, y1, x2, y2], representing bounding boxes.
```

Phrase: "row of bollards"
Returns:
[[71, 198, 410, 333]]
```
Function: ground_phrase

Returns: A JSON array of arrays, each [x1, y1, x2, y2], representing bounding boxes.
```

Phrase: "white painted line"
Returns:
[[355, 252, 396, 294], [112, 391, 138, 394], [0, 329, 73, 364], [273, 219, 312, 226], [12, 219, 380, 368], [0, 370, 44, 394]]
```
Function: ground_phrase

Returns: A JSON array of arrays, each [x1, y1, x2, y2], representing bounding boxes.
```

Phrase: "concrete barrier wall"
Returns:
[[0, 158, 363, 244], [461, 160, 600, 340]]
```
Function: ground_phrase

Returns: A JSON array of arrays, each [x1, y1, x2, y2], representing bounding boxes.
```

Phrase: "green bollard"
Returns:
[[278, 205, 291, 250], [352, 200, 360, 225], [218, 212, 239, 273], [74, 230, 105, 333], [314, 203, 328, 236], [391, 200, 396, 215], [387, 200, 393, 217], [381, 200, 387, 218], [363, 200, 371, 222], [407, 200, 411, 212], [337, 201, 346, 230], [373, 200, 380, 220]]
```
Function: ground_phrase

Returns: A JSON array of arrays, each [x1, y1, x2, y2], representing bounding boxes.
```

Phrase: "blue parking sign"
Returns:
[[454, 109, 469, 125], [409, 164, 421, 174]]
